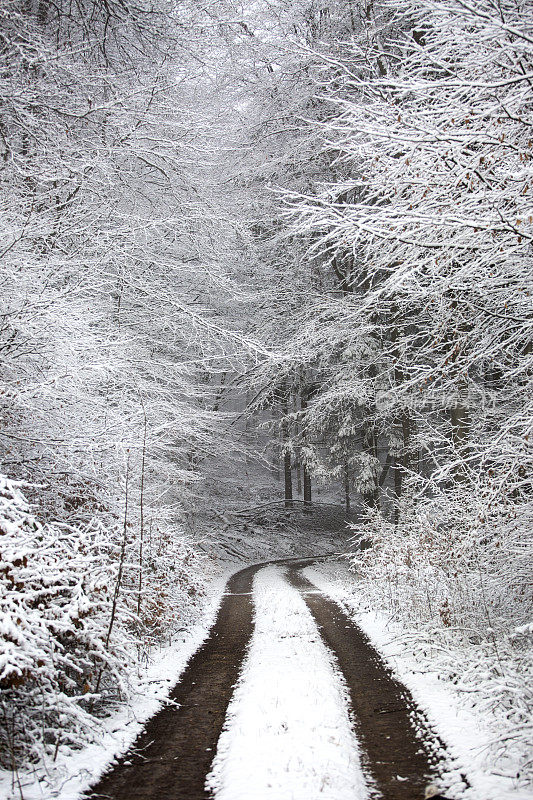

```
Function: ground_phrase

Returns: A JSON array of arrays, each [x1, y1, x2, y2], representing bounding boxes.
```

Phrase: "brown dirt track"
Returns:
[[288, 563, 444, 800], [85, 562, 260, 800], [86, 557, 448, 800]]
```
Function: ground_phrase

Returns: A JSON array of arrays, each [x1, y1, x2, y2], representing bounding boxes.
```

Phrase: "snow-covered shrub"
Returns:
[[0, 475, 128, 765], [351, 474, 533, 786], [0, 474, 212, 768], [130, 523, 211, 649], [354, 483, 532, 632]]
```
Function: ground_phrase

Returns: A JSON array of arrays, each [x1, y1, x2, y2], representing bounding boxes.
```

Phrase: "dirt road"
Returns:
[[86, 557, 446, 800], [289, 562, 443, 799]]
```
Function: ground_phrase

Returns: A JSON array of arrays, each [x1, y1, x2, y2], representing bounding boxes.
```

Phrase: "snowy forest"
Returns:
[[0, 1, 532, 799]]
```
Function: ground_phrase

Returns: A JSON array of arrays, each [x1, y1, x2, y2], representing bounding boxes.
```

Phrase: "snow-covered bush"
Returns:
[[0, 475, 126, 765], [132, 522, 211, 649], [354, 477, 532, 633], [0, 474, 211, 768], [350, 476, 533, 786]]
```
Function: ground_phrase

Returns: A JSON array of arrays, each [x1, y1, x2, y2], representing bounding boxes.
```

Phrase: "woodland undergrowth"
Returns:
[[351, 479, 533, 788], [0, 475, 209, 771]]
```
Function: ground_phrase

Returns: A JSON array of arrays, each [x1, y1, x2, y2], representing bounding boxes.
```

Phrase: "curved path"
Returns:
[[86, 562, 261, 800], [288, 562, 443, 799], [86, 556, 447, 800]]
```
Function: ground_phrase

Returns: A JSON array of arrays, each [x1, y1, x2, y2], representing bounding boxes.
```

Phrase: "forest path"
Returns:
[[86, 557, 445, 800], [288, 561, 444, 799]]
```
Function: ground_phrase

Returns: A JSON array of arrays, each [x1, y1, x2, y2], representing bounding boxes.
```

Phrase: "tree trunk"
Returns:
[[281, 385, 293, 507], [300, 383, 312, 509], [362, 415, 379, 507], [393, 409, 410, 524], [450, 400, 470, 481], [284, 449, 293, 507], [344, 463, 351, 518], [303, 465, 312, 508]]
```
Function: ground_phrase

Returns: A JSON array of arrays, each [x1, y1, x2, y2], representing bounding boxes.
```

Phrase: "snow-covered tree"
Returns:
[[277, 0, 532, 657], [0, 0, 255, 765]]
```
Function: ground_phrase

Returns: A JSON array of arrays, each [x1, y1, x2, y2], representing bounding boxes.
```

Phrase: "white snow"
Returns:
[[206, 565, 371, 800], [0, 570, 231, 800], [304, 562, 533, 800]]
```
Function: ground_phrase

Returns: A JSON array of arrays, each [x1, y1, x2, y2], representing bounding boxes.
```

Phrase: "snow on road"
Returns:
[[206, 565, 371, 800]]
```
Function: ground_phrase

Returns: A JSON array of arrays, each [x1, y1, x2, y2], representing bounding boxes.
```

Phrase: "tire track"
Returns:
[[86, 555, 449, 800], [85, 563, 261, 800], [288, 564, 445, 800]]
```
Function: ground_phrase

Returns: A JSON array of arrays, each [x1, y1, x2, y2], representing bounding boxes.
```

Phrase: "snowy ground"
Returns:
[[0, 570, 232, 800], [206, 565, 371, 800], [304, 562, 533, 800]]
